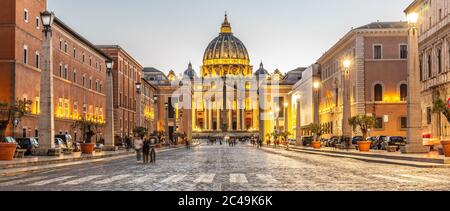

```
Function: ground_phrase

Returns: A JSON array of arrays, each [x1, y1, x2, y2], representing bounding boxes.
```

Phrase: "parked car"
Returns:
[[384, 136, 407, 150], [371, 136, 388, 150], [326, 136, 343, 147], [351, 136, 364, 145], [16, 138, 39, 155], [288, 139, 297, 145], [301, 136, 314, 146], [1, 137, 18, 145], [55, 134, 73, 148]]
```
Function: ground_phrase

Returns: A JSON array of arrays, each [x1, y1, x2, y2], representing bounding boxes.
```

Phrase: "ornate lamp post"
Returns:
[[164, 102, 170, 146], [283, 102, 289, 150], [135, 81, 142, 127], [104, 60, 115, 149], [313, 81, 321, 125], [342, 59, 352, 143], [295, 93, 302, 145], [38, 11, 56, 152], [403, 12, 430, 153]]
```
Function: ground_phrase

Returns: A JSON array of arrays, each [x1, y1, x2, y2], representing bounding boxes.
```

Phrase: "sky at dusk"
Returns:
[[48, 0, 412, 74]]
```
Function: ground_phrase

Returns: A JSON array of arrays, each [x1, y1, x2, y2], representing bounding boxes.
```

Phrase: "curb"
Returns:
[[257, 146, 450, 168]]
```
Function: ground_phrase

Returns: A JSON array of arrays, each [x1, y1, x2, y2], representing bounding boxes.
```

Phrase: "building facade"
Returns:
[[291, 64, 320, 140], [318, 22, 409, 139], [406, 0, 450, 141], [0, 0, 110, 142], [98, 46, 143, 142]]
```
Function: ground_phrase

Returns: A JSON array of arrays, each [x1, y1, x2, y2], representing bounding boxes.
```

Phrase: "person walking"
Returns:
[[143, 139, 151, 164], [134, 137, 144, 163]]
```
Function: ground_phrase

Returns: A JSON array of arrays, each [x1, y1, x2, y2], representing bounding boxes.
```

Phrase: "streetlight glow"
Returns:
[[284, 102, 289, 108], [343, 59, 351, 69], [407, 12, 419, 25], [313, 81, 321, 90]]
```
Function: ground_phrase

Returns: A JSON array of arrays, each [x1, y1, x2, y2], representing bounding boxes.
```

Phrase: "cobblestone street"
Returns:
[[1, 143, 450, 191]]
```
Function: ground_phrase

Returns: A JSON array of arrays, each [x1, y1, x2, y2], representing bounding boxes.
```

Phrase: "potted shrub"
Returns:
[[349, 115, 376, 152], [72, 117, 104, 154], [433, 99, 450, 157], [310, 124, 323, 149], [0, 100, 31, 160]]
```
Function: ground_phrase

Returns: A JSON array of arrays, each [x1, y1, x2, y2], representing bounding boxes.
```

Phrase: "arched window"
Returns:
[[400, 84, 407, 101], [374, 84, 383, 102]]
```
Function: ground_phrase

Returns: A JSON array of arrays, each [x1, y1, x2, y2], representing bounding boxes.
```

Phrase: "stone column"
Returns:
[[403, 22, 430, 153], [217, 108, 221, 131], [38, 25, 55, 152], [228, 108, 232, 131], [237, 105, 241, 131], [342, 70, 351, 138], [208, 103, 212, 131], [104, 66, 115, 150], [296, 98, 302, 145]]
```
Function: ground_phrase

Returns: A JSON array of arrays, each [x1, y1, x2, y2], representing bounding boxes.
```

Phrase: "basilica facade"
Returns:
[[145, 14, 301, 141]]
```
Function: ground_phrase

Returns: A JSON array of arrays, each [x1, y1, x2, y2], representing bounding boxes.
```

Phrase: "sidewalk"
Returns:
[[0, 143, 199, 176], [256, 144, 450, 168]]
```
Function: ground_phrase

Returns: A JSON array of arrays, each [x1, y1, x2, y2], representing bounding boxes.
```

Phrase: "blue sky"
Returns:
[[48, 0, 412, 74]]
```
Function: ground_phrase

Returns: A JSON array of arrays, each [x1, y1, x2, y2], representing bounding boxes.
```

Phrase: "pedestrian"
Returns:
[[185, 138, 190, 150], [143, 139, 151, 164], [134, 137, 144, 163]]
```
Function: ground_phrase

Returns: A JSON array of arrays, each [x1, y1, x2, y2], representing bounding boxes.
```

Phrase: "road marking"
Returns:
[[128, 175, 156, 184], [256, 174, 279, 183], [230, 174, 248, 184], [61, 175, 104, 185], [94, 174, 131, 185], [371, 175, 413, 183], [29, 176, 75, 186], [161, 175, 187, 183], [194, 174, 215, 183], [0, 176, 46, 186], [399, 174, 448, 183]]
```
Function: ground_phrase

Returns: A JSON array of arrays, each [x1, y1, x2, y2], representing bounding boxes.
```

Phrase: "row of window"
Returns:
[[373, 83, 408, 102], [419, 40, 450, 81], [58, 40, 103, 72], [321, 44, 408, 80], [23, 45, 39, 68], [57, 64, 103, 93], [23, 9, 40, 30], [321, 116, 408, 134]]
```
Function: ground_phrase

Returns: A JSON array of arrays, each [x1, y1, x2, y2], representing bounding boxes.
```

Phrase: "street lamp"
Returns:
[[164, 102, 170, 146], [104, 60, 115, 148], [283, 102, 289, 150], [403, 11, 429, 153], [313, 80, 321, 125], [136, 82, 142, 94], [40, 11, 55, 38], [38, 10, 56, 151], [342, 59, 352, 144]]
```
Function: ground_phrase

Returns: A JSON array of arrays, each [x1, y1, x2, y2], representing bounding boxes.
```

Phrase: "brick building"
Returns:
[[98, 45, 143, 141], [405, 0, 450, 141], [318, 22, 409, 138], [0, 0, 110, 142]]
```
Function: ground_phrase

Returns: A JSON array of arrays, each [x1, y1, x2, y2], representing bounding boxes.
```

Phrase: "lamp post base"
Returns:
[[400, 144, 430, 154]]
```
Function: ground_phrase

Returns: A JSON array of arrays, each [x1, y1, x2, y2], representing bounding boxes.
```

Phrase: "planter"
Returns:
[[441, 141, 450, 157], [0, 143, 17, 161], [357, 141, 372, 152], [80, 143, 95, 154], [311, 141, 321, 149]]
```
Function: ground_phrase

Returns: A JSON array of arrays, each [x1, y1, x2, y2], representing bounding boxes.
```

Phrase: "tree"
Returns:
[[71, 117, 104, 143], [0, 100, 32, 140], [310, 123, 323, 142], [433, 98, 450, 124], [348, 115, 377, 140], [133, 127, 148, 139]]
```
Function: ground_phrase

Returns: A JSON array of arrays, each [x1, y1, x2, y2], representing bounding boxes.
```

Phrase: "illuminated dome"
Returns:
[[203, 14, 250, 66]]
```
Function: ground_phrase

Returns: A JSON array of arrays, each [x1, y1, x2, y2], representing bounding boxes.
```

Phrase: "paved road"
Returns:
[[1, 143, 450, 191]]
